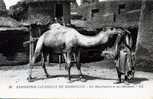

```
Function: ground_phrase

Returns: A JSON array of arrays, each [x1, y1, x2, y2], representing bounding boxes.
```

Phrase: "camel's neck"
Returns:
[[77, 31, 109, 47]]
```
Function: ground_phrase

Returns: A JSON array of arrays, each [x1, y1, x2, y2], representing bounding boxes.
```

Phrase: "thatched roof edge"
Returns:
[[0, 27, 28, 32], [0, 17, 22, 27], [20, 0, 75, 4]]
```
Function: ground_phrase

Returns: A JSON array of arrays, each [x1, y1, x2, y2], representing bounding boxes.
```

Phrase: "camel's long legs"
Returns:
[[28, 51, 39, 82], [41, 53, 49, 78], [75, 50, 86, 82], [65, 51, 72, 81], [115, 67, 122, 84], [75, 50, 83, 76], [63, 53, 67, 60], [28, 64, 33, 81], [63, 53, 68, 70]]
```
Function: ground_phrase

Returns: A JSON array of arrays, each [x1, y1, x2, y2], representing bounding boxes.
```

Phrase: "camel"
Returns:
[[27, 23, 130, 82]]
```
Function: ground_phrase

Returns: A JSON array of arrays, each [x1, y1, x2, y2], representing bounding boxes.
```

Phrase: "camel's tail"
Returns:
[[31, 34, 45, 64]]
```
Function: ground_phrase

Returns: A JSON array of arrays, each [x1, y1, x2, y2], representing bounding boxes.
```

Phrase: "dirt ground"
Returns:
[[0, 60, 153, 98], [0, 59, 153, 85]]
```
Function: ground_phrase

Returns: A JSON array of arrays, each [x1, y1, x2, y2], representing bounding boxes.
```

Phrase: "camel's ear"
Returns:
[[103, 27, 107, 32], [96, 28, 103, 32], [110, 27, 114, 30]]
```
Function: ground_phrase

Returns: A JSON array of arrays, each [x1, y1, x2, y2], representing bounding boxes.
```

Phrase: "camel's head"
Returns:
[[99, 27, 123, 38], [106, 27, 123, 35], [49, 23, 62, 30]]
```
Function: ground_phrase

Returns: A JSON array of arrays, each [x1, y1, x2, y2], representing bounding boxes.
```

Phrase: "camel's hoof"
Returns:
[[27, 76, 33, 82], [127, 71, 135, 80], [113, 80, 122, 84], [67, 80, 73, 83], [124, 81, 130, 85], [80, 76, 86, 82], [80, 78, 86, 82], [128, 76, 133, 80], [46, 74, 50, 78], [128, 73, 135, 80]]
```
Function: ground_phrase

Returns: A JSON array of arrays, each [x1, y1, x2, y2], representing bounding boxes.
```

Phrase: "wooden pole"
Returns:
[[59, 54, 62, 70], [47, 54, 50, 66], [29, 25, 34, 63]]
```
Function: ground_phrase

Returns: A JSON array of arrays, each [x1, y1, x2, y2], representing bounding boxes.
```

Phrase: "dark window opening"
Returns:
[[113, 13, 116, 22], [92, 0, 99, 3], [118, 4, 126, 14], [56, 4, 63, 18], [91, 8, 99, 17]]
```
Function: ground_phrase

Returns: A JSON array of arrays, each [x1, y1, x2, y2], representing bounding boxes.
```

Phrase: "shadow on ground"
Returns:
[[128, 77, 148, 84], [29, 74, 148, 84]]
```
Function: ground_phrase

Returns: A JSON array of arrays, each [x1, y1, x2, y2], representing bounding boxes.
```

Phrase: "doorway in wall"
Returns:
[[56, 4, 63, 18]]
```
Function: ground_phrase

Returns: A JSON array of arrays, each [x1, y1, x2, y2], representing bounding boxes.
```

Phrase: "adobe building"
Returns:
[[0, 0, 28, 65], [78, 0, 141, 28], [0, 19, 28, 66], [17, 0, 75, 25], [0, 0, 7, 16]]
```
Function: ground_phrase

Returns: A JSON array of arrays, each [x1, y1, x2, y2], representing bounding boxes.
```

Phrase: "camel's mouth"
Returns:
[[101, 50, 116, 59]]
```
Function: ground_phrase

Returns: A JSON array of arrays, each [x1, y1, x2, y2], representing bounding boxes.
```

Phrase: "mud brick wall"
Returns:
[[136, 1, 153, 70], [0, 30, 29, 65], [78, 1, 141, 29]]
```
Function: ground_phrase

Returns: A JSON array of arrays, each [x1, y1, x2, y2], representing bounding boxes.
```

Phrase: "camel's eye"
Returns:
[[103, 28, 106, 32], [110, 27, 113, 30]]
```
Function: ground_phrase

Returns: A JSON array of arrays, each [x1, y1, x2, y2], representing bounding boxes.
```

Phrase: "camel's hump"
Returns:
[[49, 23, 62, 30]]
